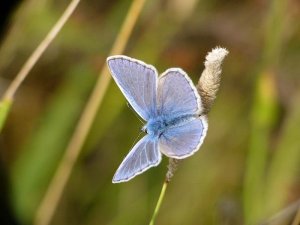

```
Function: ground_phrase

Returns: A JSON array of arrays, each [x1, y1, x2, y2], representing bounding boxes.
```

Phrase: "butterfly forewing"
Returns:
[[107, 56, 158, 121], [159, 116, 208, 159], [112, 136, 161, 183], [157, 68, 202, 117]]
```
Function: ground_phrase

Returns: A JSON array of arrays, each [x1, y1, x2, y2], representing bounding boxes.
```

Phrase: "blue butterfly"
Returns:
[[107, 56, 208, 183]]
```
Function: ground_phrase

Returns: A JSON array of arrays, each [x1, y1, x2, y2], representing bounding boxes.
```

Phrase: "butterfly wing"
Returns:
[[159, 116, 208, 159], [113, 136, 161, 183], [157, 68, 202, 116], [107, 56, 158, 121]]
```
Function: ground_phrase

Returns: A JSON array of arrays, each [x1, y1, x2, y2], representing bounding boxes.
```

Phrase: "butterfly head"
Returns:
[[142, 117, 167, 137], [141, 125, 147, 134]]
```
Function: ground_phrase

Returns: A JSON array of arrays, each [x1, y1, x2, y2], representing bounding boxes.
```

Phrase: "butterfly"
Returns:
[[107, 56, 208, 183]]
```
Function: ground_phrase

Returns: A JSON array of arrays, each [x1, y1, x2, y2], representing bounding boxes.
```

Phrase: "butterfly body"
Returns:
[[107, 55, 208, 183], [144, 116, 166, 137], [145, 114, 197, 137]]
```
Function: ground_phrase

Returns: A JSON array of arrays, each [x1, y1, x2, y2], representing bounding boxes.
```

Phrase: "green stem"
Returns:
[[0, 99, 12, 131], [149, 181, 168, 225]]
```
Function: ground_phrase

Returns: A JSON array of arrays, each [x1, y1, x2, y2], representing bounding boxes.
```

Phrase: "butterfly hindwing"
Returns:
[[107, 56, 158, 121], [112, 136, 161, 183], [159, 116, 208, 159]]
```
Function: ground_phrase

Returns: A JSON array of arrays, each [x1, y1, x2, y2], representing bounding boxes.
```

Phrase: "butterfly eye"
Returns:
[[141, 126, 147, 134]]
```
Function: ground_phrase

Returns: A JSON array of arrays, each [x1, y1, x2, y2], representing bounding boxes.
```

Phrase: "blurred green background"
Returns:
[[0, 0, 300, 224]]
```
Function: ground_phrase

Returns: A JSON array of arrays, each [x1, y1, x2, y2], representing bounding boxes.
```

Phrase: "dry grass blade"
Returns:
[[2, 0, 80, 101], [34, 0, 147, 225], [260, 200, 300, 225], [0, 0, 81, 132]]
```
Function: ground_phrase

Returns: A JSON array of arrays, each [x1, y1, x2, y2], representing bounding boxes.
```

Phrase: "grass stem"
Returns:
[[149, 181, 168, 225], [0, 0, 80, 132], [2, 0, 80, 101], [34, 1, 147, 225], [0, 99, 12, 130]]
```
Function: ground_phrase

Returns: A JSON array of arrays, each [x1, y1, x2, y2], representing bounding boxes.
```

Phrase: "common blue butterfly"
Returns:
[[107, 56, 208, 183]]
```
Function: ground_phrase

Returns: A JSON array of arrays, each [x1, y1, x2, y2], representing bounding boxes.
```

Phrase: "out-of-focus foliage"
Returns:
[[0, 0, 300, 225]]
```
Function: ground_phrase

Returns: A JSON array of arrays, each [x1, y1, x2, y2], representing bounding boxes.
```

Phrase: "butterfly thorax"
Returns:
[[143, 114, 196, 137]]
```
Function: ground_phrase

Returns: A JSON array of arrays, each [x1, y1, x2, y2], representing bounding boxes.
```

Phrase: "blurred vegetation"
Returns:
[[0, 0, 300, 225]]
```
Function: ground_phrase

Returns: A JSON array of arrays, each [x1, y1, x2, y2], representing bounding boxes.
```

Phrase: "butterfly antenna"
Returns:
[[126, 102, 145, 125], [130, 131, 144, 149]]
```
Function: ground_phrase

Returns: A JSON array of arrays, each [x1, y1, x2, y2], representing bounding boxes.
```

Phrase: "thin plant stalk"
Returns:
[[0, 99, 12, 130], [149, 181, 168, 225], [0, 0, 81, 131], [34, 0, 147, 225], [2, 0, 80, 101], [149, 158, 179, 225], [148, 48, 228, 225], [261, 199, 300, 225]]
